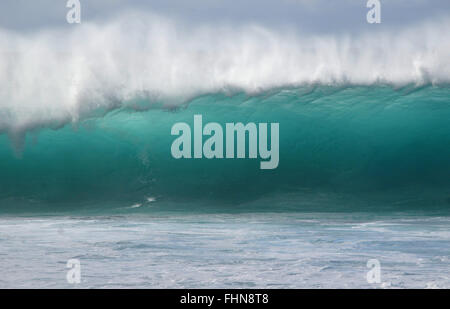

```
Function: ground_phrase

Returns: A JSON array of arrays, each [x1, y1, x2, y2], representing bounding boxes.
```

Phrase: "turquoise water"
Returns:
[[0, 85, 449, 214], [0, 85, 449, 288]]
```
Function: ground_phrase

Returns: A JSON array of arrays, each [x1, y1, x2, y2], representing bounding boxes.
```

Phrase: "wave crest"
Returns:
[[1, 12, 450, 134]]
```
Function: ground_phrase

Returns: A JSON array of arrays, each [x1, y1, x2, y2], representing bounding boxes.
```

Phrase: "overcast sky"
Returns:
[[0, 0, 449, 34]]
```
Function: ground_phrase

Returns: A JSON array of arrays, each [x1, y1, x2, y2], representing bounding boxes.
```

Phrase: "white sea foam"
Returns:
[[130, 203, 143, 209], [1, 214, 449, 288], [0, 12, 449, 136], [146, 197, 156, 203]]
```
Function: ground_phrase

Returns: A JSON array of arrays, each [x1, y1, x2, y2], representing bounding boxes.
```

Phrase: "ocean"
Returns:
[[0, 213, 449, 289], [1, 86, 449, 288], [0, 12, 450, 288]]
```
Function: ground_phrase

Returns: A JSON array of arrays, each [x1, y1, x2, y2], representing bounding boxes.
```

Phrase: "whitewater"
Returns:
[[0, 11, 449, 289]]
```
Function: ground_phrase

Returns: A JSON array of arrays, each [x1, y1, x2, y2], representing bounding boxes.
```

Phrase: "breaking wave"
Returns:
[[0, 86, 449, 213], [0, 12, 450, 138], [1, 12, 450, 213]]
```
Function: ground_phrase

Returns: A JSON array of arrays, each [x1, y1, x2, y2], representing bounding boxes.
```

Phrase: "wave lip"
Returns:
[[1, 12, 450, 135]]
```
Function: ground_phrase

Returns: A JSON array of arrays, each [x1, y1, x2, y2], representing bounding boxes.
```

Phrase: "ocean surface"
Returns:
[[0, 213, 449, 289], [1, 13, 450, 288], [0, 86, 449, 288]]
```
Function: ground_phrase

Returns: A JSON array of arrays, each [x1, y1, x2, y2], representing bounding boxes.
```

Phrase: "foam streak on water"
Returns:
[[0, 213, 449, 289]]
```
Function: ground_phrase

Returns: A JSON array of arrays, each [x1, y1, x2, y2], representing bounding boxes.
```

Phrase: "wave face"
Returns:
[[1, 86, 450, 213], [1, 13, 450, 213]]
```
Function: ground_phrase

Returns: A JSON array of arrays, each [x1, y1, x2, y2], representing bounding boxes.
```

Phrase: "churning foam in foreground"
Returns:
[[1, 12, 450, 135]]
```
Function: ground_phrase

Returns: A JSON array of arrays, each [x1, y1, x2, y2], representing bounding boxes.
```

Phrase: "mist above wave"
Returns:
[[0, 11, 449, 137]]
